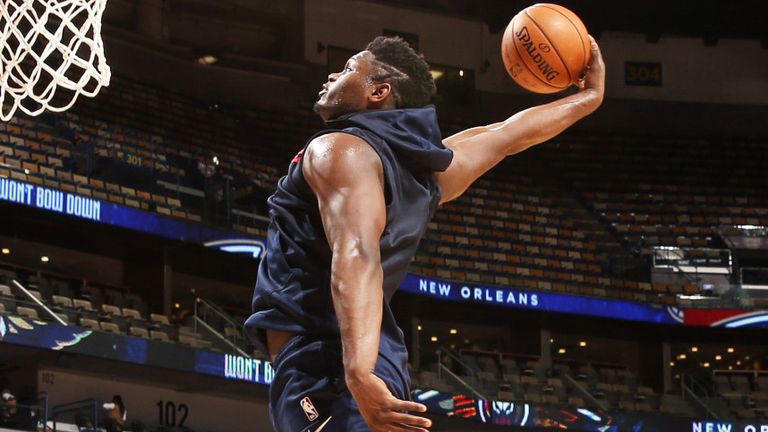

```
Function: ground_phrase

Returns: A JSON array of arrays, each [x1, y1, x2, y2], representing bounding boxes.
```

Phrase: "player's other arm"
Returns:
[[303, 133, 431, 432], [436, 37, 605, 204]]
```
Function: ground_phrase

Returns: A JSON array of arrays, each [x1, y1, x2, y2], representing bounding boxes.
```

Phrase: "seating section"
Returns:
[[0, 75, 294, 237], [410, 147, 698, 304], [547, 136, 768, 253], [408, 130, 768, 302], [4, 72, 767, 303], [413, 348, 696, 417], [714, 372, 768, 420], [0, 264, 216, 352]]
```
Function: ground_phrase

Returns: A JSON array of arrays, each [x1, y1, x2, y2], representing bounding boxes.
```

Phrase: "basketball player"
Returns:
[[245, 36, 605, 432]]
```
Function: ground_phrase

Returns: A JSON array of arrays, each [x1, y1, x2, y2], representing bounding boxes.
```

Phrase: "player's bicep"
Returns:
[[438, 108, 552, 204], [436, 126, 517, 204], [302, 134, 386, 249], [441, 122, 503, 147]]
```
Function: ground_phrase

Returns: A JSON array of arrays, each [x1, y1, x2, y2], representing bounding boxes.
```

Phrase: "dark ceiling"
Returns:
[[381, 0, 768, 43]]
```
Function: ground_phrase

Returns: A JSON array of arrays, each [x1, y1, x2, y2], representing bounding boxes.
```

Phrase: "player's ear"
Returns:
[[369, 82, 392, 103]]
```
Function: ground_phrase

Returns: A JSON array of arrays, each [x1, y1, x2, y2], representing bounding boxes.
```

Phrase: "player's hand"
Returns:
[[577, 35, 605, 106], [347, 371, 431, 432]]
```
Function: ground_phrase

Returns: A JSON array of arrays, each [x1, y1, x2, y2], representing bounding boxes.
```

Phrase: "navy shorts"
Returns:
[[269, 335, 411, 432]]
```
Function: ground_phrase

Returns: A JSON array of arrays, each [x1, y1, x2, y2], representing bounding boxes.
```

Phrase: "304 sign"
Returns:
[[625, 62, 662, 86]]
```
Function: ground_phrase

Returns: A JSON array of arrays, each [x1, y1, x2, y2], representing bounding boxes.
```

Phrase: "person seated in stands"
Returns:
[[102, 394, 127, 432], [0, 386, 16, 425]]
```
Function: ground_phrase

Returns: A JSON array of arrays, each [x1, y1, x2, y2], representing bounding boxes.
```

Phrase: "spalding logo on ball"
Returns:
[[502, 3, 591, 94]]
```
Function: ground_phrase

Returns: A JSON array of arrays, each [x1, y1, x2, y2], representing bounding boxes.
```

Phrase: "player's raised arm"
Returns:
[[436, 36, 605, 204], [303, 132, 431, 432]]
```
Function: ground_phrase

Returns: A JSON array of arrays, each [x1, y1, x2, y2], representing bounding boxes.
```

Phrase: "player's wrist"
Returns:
[[345, 365, 374, 387], [577, 88, 604, 113]]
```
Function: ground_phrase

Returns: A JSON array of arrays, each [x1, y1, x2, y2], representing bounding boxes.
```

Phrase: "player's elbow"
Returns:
[[334, 239, 377, 263], [330, 239, 381, 281], [438, 183, 466, 204]]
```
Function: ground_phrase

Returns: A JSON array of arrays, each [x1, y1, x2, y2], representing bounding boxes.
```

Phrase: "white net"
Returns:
[[0, 0, 110, 121]]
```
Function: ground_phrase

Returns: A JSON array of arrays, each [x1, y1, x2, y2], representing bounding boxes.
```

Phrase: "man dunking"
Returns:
[[245, 36, 605, 432]]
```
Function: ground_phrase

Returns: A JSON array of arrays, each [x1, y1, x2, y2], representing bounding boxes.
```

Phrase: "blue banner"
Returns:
[[400, 274, 683, 325], [0, 177, 265, 256], [196, 350, 274, 385]]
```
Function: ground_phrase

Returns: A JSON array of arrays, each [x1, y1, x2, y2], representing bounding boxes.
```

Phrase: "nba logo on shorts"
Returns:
[[300, 396, 319, 421]]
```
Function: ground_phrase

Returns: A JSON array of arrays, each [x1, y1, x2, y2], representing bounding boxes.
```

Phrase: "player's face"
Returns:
[[314, 51, 378, 121]]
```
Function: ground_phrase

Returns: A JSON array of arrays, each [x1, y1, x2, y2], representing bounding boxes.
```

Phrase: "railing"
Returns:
[[437, 346, 478, 380], [50, 398, 99, 432], [561, 374, 608, 412], [38, 392, 49, 427], [195, 298, 241, 330], [192, 315, 250, 357], [435, 362, 487, 400], [681, 374, 721, 419], [11, 280, 67, 326], [675, 283, 768, 309], [0, 400, 43, 432], [194, 297, 251, 357], [653, 248, 731, 292], [717, 225, 768, 250], [231, 208, 270, 224], [653, 246, 732, 272]]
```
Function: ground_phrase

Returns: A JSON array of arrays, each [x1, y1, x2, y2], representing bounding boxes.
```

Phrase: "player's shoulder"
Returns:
[[303, 131, 384, 189], [305, 132, 379, 168], [307, 131, 369, 153]]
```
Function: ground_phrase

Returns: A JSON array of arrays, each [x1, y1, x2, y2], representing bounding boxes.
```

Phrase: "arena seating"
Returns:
[[714, 371, 768, 420], [0, 75, 292, 237], [409, 129, 768, 303], [4, 73, 766, 305], [410, 147, 699, 304], [547, 136, 768, 254], [0, 263, 219, 352], [412, 346, 702, 417], [4, 83, 768, 428]]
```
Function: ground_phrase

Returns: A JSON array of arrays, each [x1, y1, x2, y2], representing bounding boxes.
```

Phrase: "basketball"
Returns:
[[501, 3, 591, 94]]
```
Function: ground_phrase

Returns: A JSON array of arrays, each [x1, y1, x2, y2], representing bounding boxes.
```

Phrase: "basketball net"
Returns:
[[0, 0, 111, 121]]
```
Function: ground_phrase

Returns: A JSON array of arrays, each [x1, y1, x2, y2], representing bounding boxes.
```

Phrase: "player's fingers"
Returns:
[[390, 399, 427, 413], [387, 422, 430, 432], [588, 35, 600, 52], [586, 35, 602, 65], [388, 411, 432, 429], [588, 35, 605, 67]]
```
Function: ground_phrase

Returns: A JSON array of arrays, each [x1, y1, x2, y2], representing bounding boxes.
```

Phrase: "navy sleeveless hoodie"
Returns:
[[245, 106, 452, 354]]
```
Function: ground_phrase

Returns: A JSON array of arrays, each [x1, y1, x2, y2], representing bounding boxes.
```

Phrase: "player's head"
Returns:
[[313, 36, 436, 121]]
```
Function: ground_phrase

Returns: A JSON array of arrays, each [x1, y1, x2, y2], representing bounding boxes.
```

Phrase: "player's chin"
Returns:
[[313, 103, 353, 122], [315, 110, 341, 124], [312, 101, 331, 119]]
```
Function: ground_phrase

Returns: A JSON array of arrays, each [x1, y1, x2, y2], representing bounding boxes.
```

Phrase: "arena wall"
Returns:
[[304, 0, 768, 105], [37, 367, 271, 432]]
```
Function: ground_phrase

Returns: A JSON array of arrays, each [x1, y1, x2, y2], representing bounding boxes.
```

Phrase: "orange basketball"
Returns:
[[501, 3, 591, 94]]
